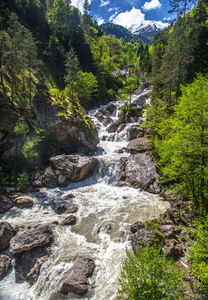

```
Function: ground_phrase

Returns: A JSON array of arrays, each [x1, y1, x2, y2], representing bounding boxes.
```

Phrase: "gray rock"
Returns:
[[131, 229, 154, 249], [117, 123, 126, 133], [61, 215, 77, 226], [14, 197, 34, 209], [127, 125, 144, 140], [0, 254, 11, 280], [60, 257, 95, 295], [160, 225, 181, 239], [15, 246, 51, 284], [117, 153, 160, 193], [33, 93, 98, 156], [0, 222, 13, 251], [95, 110, 104, 123], [53, 201, 67, 214], [103, 117, 113, 127], [125, 137, 149, 154], [50, 155, 98, 183], [10, 225, 54, 255], [130, 221, 145, 233], [106, 103, 117, 113], [0, 193, 14, 213], [41, 167, 58, 188], [106, 118, 125, 133]]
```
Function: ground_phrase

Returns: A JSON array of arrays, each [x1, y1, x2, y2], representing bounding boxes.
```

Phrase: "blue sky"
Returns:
[[71, 0, 172, 27]]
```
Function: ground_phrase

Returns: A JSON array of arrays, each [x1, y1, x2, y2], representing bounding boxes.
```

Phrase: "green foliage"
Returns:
[[21, 132, 44, 161], [118, 245, 187, 300], [145, 219, 160, 231], [189, 217, 208, 296], [14, 121, 29, 135], [17, 171, 30, 189], [157, 74, 208, 213]]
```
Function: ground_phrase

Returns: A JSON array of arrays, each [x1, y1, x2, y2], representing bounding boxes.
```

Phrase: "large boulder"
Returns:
[[10, 225, 54, 255], [15, 246, 51, 284], [41, 166, 58, 188], [61, 257, 95, 295], [103, 117, 113, 127], [0, 222, 13, 251], [50, 155, 98, 183], [117, 153, 160, 193], [0, 193, 14, 213], [127, 125, 144, 140], [125, 137, 149, 154], [33, 93, 98, 158], [0, 254, 11, 280]]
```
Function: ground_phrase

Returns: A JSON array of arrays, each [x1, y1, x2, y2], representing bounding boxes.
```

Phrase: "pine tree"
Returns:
[[65, 47, 80, 100]]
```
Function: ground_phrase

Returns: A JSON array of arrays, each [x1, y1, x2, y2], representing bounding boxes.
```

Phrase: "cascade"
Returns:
[[0, 90, 169, 300]]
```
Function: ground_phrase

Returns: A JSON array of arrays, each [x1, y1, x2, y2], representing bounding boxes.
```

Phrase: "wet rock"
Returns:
[[50, 154, 98, 183], [117, 123, 126, 133], [14, 197, 34, 209], [0, 222, 13, 251], [106, 103, 116, 114], [61, 215, 77, 226], [117, 153, 160, 193], [132, 95, 146, 107], [15, 246, 51, 284], [125, 137, 149, 154], [57, 174, 70, 188], [61, 193, 75, 200], [66, 205, 78, 213], [127, 125, 144, 140], [41, 167, 58, 188], [130, 221, 145, 234], [60, 257, 95, 295], [106, 118, 125, 133], [0, 254, 12, 280], [95, 110, 104, 123], [103, 117, 113, 127], [0, 193, 14, 213], [53, 201, 67, 214], [10, 225, 54, 255], [180, 229, 189, 242]]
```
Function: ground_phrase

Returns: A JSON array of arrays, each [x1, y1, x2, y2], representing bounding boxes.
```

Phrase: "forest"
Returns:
[[1, 0, 208, 299]]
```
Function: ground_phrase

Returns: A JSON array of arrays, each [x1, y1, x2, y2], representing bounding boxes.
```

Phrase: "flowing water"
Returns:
[[0, 93, 169, 300]]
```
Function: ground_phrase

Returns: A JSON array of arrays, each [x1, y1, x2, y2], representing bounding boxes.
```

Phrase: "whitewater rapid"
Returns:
[[0, 95, 169, 300]]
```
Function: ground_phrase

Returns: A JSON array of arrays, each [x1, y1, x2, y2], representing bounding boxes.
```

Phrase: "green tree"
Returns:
[[64, 47, 80, 100], [76, 71, 98, 108], [118, 245, 186, 300], [189, 217, 208, 297], [158, 74, 208, 213]]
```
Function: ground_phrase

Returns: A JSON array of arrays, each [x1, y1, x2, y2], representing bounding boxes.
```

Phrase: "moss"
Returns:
[[145, 219, 160, 231]]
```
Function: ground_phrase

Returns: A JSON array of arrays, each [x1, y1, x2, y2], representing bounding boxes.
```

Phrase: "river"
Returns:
[[0, 93, 169, 300]]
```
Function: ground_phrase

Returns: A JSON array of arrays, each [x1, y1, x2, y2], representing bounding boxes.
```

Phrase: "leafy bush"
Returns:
[[189, 217, 208, 297], [145, 219, 160, 231], [118, 245, 187, 300], [120, 106, 128, 117], [17, 172, 30, 189]]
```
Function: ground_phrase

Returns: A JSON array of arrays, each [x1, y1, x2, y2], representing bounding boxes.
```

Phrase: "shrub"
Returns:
[[118, 245, 187, 300], [17, 172, 30, 189], [189, 217, 208, 297]]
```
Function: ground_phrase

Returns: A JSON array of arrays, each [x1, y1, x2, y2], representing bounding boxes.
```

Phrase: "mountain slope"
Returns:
[[100, 23, 151, 44], [128, 20, 169, 38]]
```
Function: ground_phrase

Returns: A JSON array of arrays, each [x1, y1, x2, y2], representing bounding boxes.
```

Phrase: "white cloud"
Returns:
[[109, 11, 119, 22], [96, 17, 105, 25], [100, 0, 110, 7], [111, 7, 145, 28], [108, 7, 113, 12], [71, 0, 92, 14], [142, 0, 162, 11]]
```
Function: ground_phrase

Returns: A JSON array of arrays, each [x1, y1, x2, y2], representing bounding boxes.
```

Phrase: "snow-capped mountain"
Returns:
[[128, 20, 169, 37]]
